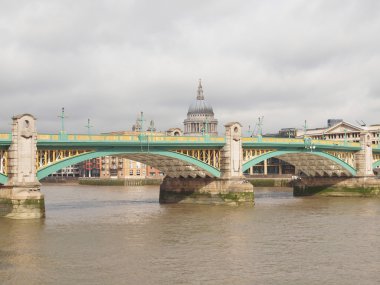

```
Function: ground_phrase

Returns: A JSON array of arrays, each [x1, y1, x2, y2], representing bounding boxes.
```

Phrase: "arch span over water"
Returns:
[[37, 148, 221, 180], [0, 173, 7, 185], [243, 150, 357, 176], [372, 160, 380, 169]]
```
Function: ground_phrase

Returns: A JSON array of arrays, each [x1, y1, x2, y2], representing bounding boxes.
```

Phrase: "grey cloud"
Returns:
[[1, 0, 380, 134]]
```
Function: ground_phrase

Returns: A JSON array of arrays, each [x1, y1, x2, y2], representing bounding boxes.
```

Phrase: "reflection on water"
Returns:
[[1, 185, 380, 285]]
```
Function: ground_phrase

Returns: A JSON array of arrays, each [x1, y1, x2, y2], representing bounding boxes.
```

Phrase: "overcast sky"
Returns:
[[1, 0, 379, 135]]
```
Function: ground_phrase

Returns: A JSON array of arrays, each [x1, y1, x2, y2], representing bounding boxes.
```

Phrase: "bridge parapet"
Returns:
[[1, 132, 364, 148], [0, 133, 11, 141], [36, 133, 226, 144], [243, 136, 360, 148]]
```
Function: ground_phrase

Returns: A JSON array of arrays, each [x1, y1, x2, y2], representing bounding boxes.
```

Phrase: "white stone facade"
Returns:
[[297, 121, 380, 145]]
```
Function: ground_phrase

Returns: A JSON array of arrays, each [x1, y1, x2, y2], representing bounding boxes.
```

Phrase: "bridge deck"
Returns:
[[0, 133, 364, 151], [1, 132, 380, 181]]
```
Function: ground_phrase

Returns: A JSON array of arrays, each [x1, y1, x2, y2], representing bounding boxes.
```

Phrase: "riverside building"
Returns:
[[297, 120, 380, 145]]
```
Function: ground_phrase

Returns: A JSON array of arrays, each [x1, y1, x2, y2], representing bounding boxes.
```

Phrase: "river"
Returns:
[[1, 185, 380, 285]]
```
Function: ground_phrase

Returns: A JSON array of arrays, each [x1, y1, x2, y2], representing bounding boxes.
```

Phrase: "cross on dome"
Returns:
[[197, 79, 204, 100]]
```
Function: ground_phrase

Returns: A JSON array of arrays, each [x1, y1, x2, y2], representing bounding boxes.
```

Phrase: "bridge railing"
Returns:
[[36, 134, 226, 144], [242, 137, 360, 147], [0, 133, 362, 148], [0, 133, 11, 140], [311, 139, 359, 147], [242, 137, 305, 144], [0, 134, 11, 148]]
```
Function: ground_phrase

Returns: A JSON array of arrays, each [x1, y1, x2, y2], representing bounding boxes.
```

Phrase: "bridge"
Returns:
[[1, 124, 379, 185], [1, 114, 379, 218]]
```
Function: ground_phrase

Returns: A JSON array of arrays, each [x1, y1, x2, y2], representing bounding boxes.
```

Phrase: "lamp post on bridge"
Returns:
[[84, 118, 94, 178], [58, 107, 68, 140], [257, 116, 264, 142], [303, 120, 308, 138], [304, 137, 316, 152], [137, 111, 146, 142], [85, 118, 93, 135], [204, 117, 210, 140], [247, 125, 252, 137]]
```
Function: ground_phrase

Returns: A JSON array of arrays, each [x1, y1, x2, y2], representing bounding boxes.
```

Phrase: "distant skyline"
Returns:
[[1, 0, 380, 135]]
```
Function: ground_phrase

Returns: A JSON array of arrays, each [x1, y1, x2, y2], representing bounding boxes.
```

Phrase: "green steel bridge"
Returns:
[[2, 132, 380, 185]]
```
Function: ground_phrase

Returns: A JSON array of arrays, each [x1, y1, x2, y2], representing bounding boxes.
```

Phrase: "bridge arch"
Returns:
[[373, 160, 380, 170], [0, 173, 7, 185], [37, 148, 220, 180], [243, 150, 357, 176]]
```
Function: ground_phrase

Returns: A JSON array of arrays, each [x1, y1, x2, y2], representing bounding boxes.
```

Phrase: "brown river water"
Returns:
[[1, 185, 380, 285]]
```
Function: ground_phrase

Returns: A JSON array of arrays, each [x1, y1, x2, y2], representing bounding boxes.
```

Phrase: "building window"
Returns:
[[129, 170, 133, 176], [136, 170, 140, 176]]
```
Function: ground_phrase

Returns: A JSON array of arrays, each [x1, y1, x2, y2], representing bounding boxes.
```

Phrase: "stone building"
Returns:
[[166, 128, 183, 136], [98, 154, 164, 179], [80, 158, 100, 177], [183, 80, 218, 136], [297, 120, 380, 145], [100, 157, 146, 179]]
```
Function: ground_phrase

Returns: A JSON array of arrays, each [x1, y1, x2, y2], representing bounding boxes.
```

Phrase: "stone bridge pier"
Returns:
[[293, 132, 379, 197], [159, 122, 254, 205], [0, 114, 45, 219]]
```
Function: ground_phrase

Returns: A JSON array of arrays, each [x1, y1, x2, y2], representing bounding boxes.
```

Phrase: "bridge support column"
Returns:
[[0, 114, 44, 219], [160, 122, 254, 205]]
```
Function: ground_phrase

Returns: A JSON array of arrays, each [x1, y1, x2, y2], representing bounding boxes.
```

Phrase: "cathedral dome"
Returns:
[[187, 100, 214, 116], [183, 79, 218, 136], [187, 79, 214, 116]]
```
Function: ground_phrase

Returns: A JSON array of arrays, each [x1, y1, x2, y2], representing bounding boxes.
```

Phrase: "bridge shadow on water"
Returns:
[[41, 185, 161, 215], [45, 199, 159, 212]]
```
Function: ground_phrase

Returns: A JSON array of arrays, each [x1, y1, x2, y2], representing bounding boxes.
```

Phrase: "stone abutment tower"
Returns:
[[355, 132, 374, 176], [0, 114, 45, 219]]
